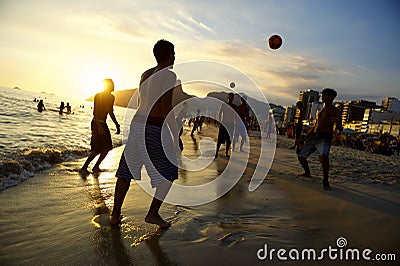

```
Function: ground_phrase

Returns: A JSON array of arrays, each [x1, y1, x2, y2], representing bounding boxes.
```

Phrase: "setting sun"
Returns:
[[80, 67, 111, 98]]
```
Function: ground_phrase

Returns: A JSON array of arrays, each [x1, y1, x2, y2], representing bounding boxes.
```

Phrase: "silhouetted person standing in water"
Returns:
[[111, 39, 180, 228], [59, 101, 65, 115], [80, 79, 120, 174], [297, 88, 342, 190], [37, 99, 45, 112], [65, 102, 72, 114], [215, 93, 237, 158]]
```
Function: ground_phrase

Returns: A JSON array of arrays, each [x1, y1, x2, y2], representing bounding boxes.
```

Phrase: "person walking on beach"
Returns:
[[232, 96, 250, 152], [176, 100, 188, 151], [266, 112, 274, 138], [190, 109, 202, 137], [80, 79, 120, 174], [37, 99, 45, 112], [215, 93, 237, 158], [297, 88, 343, 190], [290, 101, 304, 154], [111, 40, 180, 228]]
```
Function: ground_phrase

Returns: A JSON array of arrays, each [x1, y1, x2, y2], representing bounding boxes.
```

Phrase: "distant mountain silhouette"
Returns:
[[86, 89, 137, 108], [86, 88, 283, 117], [207, 92, 283, 118], [86, 86, 193, 108]]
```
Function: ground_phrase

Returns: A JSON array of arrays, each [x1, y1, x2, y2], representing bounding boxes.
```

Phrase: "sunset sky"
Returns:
[[1, 0, 399, 106]]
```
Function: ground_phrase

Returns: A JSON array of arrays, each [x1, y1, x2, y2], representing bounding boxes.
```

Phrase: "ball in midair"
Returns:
[[268, 34, 282, 50]]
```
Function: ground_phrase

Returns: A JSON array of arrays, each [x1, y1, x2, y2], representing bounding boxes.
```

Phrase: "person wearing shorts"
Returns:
[[215, 93, 237, 158], [80, 79, 120, 174], [111, 40, 180, 228], [290, 101, 304, 154], [297, 88, 342, 190], [233, 96, 250, 152]]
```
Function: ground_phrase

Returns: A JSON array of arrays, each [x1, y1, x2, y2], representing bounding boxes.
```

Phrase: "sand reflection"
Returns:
[[83, 173, 177, 265]]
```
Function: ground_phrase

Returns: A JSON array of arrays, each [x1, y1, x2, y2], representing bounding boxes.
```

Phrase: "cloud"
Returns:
[[111, 22, 144, 39], [196, 41, 355, 106], [176, 39, 332, 105], [172, 19, 196, 32], [3, 0, 397, 107], [177, 11, 215, 34], [287, 56, 336, 74]]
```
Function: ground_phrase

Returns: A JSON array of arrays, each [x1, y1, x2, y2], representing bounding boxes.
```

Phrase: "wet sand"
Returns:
[[1, 126, 399, 265]]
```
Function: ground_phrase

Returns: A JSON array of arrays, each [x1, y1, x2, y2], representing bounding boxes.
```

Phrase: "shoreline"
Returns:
[[1, 126, 399, 265]]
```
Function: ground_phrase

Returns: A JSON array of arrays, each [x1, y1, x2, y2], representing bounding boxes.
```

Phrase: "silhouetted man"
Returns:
[[215, 93, 237, 158], [80, 79, 120, 174], [111, 40, 179, 228], [233, 96, 250, 152], [297, 88, 342, 190]]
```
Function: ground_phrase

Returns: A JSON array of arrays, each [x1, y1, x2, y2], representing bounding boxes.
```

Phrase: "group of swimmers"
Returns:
[[35, 98, 72, 114], [58, 101, 72, 115]]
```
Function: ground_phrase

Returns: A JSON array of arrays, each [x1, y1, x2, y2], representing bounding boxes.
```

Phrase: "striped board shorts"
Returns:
[[298, 133, 333, 158], [116, 121, 178, 188]]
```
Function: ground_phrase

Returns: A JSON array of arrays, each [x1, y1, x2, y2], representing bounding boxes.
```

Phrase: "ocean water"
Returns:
[[0, 86, 126, 190]]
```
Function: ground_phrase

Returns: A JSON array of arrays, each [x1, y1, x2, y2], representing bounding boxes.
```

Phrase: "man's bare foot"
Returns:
[[297, 172, 311, 177], [323, 182, 331, 190], [92, 167, 105, 173], [145, 214, 171, 228], [110, 215, 122, 226], [79, 168, 90, 176]]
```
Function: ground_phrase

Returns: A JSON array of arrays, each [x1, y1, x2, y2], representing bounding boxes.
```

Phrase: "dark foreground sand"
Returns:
[[0, 125, 399, 265]]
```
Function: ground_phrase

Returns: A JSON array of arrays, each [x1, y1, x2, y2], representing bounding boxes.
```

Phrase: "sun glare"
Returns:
[[80, 67, 115, 99]]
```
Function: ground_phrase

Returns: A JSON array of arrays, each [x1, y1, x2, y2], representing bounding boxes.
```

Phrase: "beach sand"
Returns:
[[1, 126, 399, 265]]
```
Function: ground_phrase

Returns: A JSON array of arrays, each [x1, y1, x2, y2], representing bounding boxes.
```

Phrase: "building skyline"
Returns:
[[341, 100, 377, 125], [283, 90, 400, 135], [382, 97, 400, 113], [298, 89, 320, 122]]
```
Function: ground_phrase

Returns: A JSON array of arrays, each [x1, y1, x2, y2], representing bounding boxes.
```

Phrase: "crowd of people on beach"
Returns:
[[338, 131, 400, 156], [285, 123, 399, 156], [181, 94, 252, 156], [77, 39, 375, 229]]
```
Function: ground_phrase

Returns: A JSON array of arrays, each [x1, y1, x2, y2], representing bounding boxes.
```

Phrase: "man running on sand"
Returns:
[[297, 88, 342, 190], [111, 40, 180, 228]]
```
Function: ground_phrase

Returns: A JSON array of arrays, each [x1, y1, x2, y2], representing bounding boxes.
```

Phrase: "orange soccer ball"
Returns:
[[268, 34, 282, 50]]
